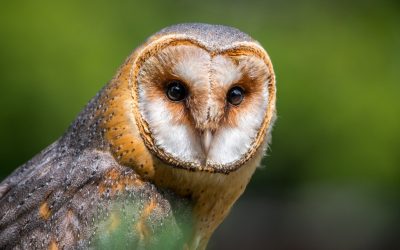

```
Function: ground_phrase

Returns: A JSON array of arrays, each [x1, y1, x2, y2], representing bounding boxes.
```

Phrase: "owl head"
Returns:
[[125, 23, 276, 174]]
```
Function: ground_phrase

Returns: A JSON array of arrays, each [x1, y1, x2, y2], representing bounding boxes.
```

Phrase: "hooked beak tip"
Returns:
[[201, 130, 213, 156]]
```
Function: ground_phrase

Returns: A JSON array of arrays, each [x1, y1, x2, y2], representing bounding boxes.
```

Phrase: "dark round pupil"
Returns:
[[227, 87, 244, 105], [166, 81, 187, 101]]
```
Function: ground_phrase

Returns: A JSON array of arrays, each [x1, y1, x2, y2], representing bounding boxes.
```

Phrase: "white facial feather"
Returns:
[[212, 55, 242, 87], [138, 93, 203, 163], [172, 49, 210, 88], [208, 97, 268, 164]]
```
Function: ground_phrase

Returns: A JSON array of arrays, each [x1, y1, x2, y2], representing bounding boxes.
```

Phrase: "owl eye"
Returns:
[[227, 86, 245, 105], [166, 80, 187, 102]]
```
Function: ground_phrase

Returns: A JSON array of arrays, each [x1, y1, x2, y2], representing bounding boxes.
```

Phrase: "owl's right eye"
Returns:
[[166, 80, 187, 102]]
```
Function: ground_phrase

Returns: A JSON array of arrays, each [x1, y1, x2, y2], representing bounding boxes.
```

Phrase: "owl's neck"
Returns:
[[151, 153, 262, 249]]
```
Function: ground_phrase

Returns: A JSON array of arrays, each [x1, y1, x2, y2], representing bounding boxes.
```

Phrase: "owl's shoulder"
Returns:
[[0, 141, 192, 249]]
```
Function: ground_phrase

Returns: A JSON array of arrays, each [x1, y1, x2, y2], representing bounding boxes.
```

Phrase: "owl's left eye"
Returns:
[[166, 80, 187, 102], [227, 86, 245, 105]]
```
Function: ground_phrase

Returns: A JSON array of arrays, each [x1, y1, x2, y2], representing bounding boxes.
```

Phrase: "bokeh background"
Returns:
[[1, 0, 399, 249]]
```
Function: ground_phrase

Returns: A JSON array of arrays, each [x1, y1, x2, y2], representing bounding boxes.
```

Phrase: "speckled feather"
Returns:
[[152, 23, 254, 51], [0, 23, 276, 250]]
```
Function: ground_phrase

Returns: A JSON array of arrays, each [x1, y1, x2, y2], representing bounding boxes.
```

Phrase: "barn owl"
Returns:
[[0, 23, 276, 249]]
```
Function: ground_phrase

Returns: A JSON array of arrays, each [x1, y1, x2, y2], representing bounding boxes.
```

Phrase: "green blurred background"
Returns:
[[1, 0, 399, 249]]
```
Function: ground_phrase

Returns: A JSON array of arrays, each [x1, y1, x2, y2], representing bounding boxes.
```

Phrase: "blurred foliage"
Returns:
[[93, 200, 192, 250], [0, 0, 399, 249]]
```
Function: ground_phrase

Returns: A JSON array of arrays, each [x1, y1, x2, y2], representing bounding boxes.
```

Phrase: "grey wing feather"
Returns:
[[0, 140, 192, 249]]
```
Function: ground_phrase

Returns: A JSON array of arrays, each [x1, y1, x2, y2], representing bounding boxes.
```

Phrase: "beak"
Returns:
[[200, 130, 213, 156]]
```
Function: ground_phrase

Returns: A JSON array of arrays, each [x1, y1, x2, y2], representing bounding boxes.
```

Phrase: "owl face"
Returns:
[[133, 36, 275, 173]]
